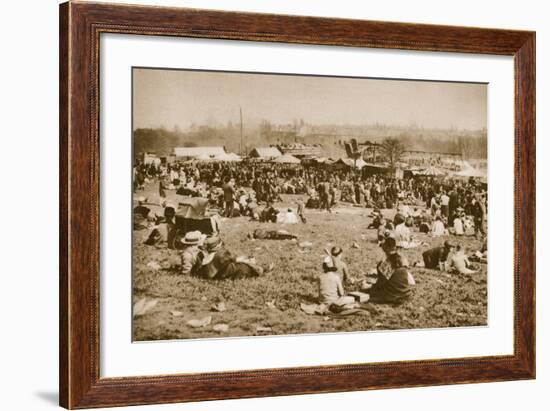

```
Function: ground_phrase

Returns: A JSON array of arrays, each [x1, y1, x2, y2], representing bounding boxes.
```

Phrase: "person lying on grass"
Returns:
[[248, 228, 297, 240], [191, 235, 274, 280], [420, 240, 455, 271], [449, 245, 478, 274], [469, 239, 487, 264]]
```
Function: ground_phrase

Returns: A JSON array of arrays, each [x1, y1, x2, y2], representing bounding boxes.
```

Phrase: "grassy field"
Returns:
[[133, 185, 487, 341]]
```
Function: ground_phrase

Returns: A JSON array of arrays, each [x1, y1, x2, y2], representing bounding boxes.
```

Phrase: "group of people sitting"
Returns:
[[370, 195, 486, 253], [315, 235, 484, 314], [317, 238, 415, 312]]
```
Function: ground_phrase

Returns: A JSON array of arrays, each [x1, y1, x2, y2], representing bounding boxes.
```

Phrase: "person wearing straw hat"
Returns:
[[179, 231, 205, 275], [194, 236, 273, 280]]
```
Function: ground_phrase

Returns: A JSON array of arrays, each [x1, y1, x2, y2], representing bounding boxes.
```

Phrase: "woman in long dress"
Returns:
[[367, 238, 414, 304]]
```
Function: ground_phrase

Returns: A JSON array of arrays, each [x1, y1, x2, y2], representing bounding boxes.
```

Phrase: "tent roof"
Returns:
[[214, 152, 242, 162], [314, 157, 335, 164], [173, 146, 225, 158], [249, 147, 282, 158], [195, 153, 214, 161], [272, 154, 301, 164], [418, 166, 446, 176], [454, 166, 487, 178]]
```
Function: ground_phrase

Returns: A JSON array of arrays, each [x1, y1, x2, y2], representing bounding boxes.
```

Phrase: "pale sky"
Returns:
[[133, 68, 487, 130]]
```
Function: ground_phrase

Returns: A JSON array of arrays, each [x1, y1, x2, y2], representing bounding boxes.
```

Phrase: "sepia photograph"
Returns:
[[131, 67, 488, 341]]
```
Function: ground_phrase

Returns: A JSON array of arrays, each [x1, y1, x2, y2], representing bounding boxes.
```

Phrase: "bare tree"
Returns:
[[381, 137, 405, 170]]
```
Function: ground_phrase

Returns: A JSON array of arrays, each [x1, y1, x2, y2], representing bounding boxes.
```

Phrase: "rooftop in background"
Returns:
[[173, 146, 226, 158], [404, 150, 462, 157], [277, 144, 322, 158]]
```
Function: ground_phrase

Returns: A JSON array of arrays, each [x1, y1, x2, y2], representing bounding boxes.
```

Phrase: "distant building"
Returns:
[[173, 146, 226, 159], [139, 152, 161, 166], [249, 147, 283, 160], [403, 150, 462, 167]]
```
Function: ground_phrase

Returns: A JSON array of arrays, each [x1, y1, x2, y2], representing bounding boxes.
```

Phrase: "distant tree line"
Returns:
[[134, 124, 487, 160]]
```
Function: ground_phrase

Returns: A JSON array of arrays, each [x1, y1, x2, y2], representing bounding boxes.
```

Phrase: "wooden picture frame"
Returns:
[[59, 1, 535, 408]]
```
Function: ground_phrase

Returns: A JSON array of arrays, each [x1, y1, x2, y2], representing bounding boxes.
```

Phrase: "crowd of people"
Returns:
[[135, 160, 486, 218], [134, 158, 488, 311]]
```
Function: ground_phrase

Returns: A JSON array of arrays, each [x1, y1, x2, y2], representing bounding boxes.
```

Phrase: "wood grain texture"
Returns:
[[59, 2, 69, 407], [59, 1, 536, 408]]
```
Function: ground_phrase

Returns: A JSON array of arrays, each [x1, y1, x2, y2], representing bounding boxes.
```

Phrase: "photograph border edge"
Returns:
[[59, 1, 535, 408]]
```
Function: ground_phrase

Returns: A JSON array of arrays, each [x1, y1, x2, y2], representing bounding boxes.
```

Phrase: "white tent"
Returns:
[[226, 152, 242, 161], [454, 166, 487, 178], [195, 153, 213, 161], [173, 146, 225, 158], [249, 147, 282, 160], [419, 166, 446, 176], [213, 152, 242, 162], [272, 154, 301, 164]]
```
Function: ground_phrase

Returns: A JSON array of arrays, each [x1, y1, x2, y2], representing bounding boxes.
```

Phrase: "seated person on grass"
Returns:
[[144, 203, 177, 249], [365, 237, 414, 304], [431, 215, 448, 237], [323, 247, 353, 285], [318, 256, 355, 307], [133, 196, 151, 230], [259, 203, 279, 223], [394, 214, 422, 249]]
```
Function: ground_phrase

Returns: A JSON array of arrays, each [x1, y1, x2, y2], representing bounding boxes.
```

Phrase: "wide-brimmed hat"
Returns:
[[204, 236, 223, 252], [331, 247, 343, 256], [181, 230, 204, 245]]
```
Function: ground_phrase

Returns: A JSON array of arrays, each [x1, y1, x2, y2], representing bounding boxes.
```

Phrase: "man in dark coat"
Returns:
[[422, 240, 455, 270]]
